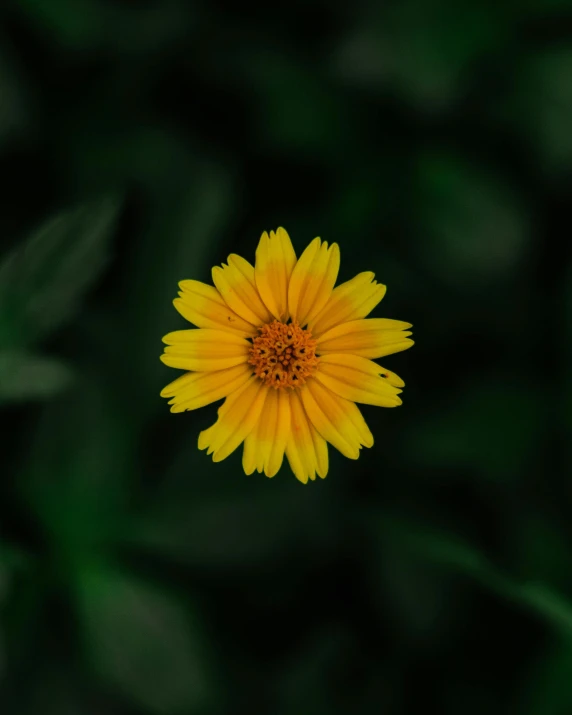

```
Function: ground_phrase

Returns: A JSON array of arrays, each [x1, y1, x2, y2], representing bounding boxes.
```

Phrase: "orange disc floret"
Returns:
[[249, 320, 318, 389]]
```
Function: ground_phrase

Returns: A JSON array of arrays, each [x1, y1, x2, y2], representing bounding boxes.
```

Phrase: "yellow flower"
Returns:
[[160, 228, 413, 483]]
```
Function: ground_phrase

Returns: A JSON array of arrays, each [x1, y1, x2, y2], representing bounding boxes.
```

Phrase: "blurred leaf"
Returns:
[[416, 152, 530, 288], [377, 513, 572, 639], [0, 558, 10, 609], [20, 376, 133, 555], [388, 1, 506, 110], [374, 539, 465, 644], [15, 664, 92, 715], [442, 683, 502, 715], [378, 513, 489, 576], [331, 28, 392, 89], [330, 173, 395, 240], [130, 481, 337, 570], [16, 0, 192, 54], [239, 50, 350, 158], [274, 627, 361, 715], [15, 0, 106, 50], [514, 514, 572, 592], [515, 584, 572, 637], [508, 49, 572, 172], [408, 379, 545, 482], [0, 197, 121, 348], [0, 633, 4, 686], [522, 641, 572, 715], [0, 543, 31, 606], [104, 2, 192, 58], [73, 127, 191, 193], [0, 48, 28, 145], [335, 1, 507, 109], [127, 160, 235, 404], [523, 0, 572, 9], [76, 566, 212, 715], [0, 350, 73, 403]]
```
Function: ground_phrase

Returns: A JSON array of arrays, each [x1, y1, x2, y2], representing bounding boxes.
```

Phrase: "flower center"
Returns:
[[249, 320, 318, 390]]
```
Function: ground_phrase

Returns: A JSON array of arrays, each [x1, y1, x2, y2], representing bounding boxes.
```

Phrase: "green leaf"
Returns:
[[0, 49, 28, 146], [126, 160, 234, 406], [14, 0, 106, 49], [235, 49, 350, 158], [415, 152, 530, 289], [335, 1, 507, 110], [20, 376, 132, 554], [76, 566, 213, 715], [522, 641, 572, 715], [0, 350, 73, 403], [376, 513, 572, 640], [374, 539, 466, 642], [274, 628, 357, 715], [514, 514, 572, 592], [129, 451, 339, 570], [378, 513, 490, 578], [6, 659, 112, 715], [0, 557, 10, 609], [0, 197, 121, 348], [0, 544, 31, 604], [513, 584, 572, 638], [508, 49, 572, 172], [408, 379, 546, 483]]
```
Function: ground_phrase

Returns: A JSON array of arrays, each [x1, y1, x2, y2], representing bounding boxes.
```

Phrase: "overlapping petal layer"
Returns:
[[161, 329, 250, 371], [315, 353, 403, 407], [285, 390, 328, 484], [242, 388, 290, 477], [174, 280, 256, 338], [198, 377, 268, 462], [288, 238, 340, 327], [161, 363, 253, 413], [301, 379, 373, 460], [308, 272, 387, 337], [255, 227, 297, 321], [317, 318, 413, 358], [212, 255, 273, 326]]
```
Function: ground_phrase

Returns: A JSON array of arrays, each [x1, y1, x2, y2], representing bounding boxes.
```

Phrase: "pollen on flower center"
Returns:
[[248, 320, 318, 389]]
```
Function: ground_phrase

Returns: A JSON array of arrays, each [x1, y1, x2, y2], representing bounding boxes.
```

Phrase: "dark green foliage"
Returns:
[[0, 1, 570, 713]]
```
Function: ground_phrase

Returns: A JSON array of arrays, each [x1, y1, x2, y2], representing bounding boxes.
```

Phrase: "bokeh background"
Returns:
[[1, 1, 572, 713]]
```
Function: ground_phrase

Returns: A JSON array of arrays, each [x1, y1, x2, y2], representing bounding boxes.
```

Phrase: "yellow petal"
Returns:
[[160, 370, 198, 398], [288, 238, 340, 327], [374, 366, 405, 388], [309, 272, 386, 338], [254, 227, 297, 321], [160, 363, 253, 412], [242, 388, 291, 477], [212, 255, 273, 327], [174, 280, 256, 338], [317, 318, 413, 359], [198, 377, 268, 462], [242, 429, 258, 475], [315, 354, 403, 407], [300, 379, 371, 460], [160, 329, 250, 371], [245, 390, 277, 474], [285, 390, 329, 483], [344, 399, 374, 448], [312, 425, 329, 479]]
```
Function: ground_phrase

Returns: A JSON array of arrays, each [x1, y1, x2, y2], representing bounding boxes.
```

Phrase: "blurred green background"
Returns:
[[1, 0, 571, 713]]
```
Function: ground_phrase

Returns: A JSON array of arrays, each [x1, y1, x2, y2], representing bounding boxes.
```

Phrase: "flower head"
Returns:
[[160, 228, 413, 483]]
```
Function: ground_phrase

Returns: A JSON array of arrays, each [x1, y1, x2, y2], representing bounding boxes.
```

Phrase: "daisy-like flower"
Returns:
[[160, 228, 413, 483]]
